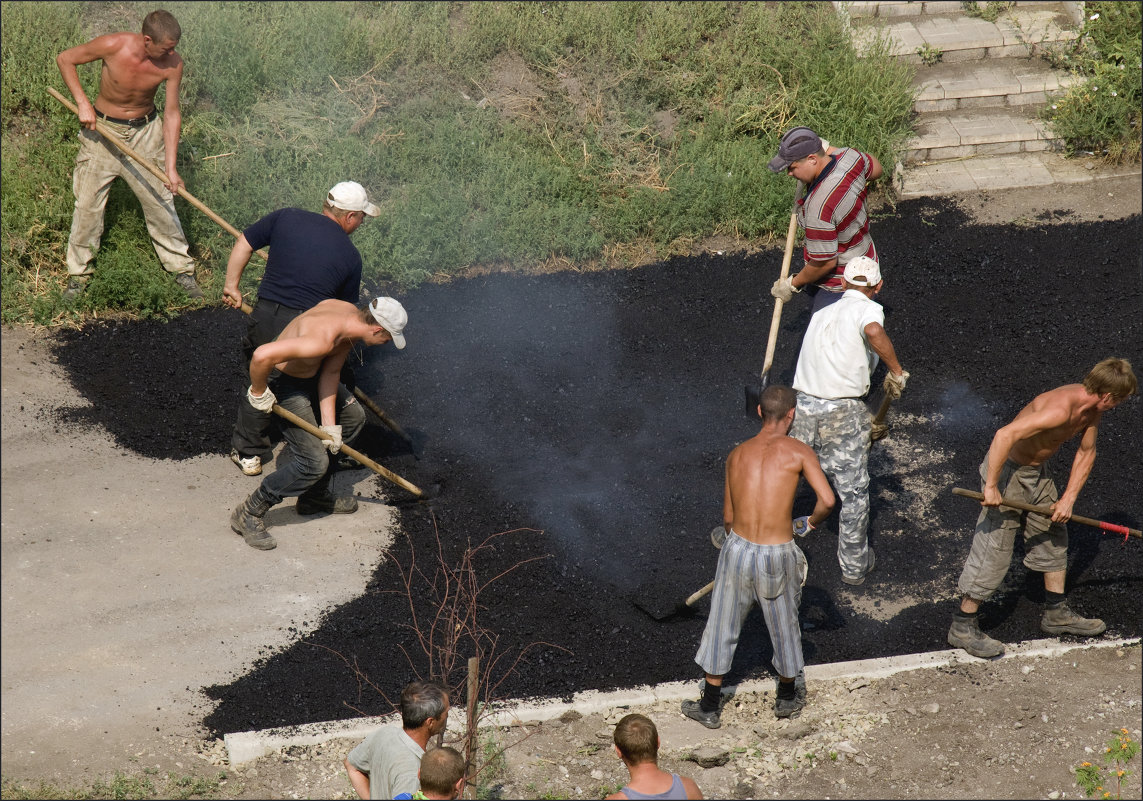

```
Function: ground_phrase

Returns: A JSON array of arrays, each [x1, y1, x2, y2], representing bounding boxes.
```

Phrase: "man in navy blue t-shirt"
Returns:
[[222, 181, 379, 475]]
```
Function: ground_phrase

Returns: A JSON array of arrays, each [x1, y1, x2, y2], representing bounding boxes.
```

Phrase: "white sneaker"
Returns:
[[230, 449, 262, 476]]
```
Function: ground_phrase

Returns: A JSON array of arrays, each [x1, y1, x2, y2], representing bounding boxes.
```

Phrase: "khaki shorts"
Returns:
[[956, 456, 1068, 601]]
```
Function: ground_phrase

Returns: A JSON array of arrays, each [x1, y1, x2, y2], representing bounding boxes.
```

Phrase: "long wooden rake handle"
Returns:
[[951, 488, 1140, 539], [271, 403, 425, 498]]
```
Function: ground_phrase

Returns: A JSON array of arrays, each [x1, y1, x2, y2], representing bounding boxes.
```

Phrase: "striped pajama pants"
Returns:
[[694, 533, 807, 679]]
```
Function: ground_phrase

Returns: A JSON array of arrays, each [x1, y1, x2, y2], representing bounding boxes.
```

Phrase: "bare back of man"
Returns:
[[725, 432, 831, 545], [250, 300, 391, 389], [982, 381, 1124, 518], [1001, 385, 1107, 467]]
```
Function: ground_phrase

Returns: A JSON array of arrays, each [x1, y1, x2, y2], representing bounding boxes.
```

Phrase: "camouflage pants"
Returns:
[[789, 393, 872, 581], [66, 116, 194, 278]]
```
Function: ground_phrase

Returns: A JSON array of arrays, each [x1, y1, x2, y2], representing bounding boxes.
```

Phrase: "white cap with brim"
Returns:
[[369, 297, 407, 349], [328, 181, 381, 217], [842, 256, 882, 287]]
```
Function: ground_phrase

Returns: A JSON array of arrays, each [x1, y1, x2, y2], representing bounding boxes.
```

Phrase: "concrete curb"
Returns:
[[223, 635, 1140, 765]]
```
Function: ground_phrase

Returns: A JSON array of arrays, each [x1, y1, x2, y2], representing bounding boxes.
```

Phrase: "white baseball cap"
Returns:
[[369, 297, 407, 349], [842, 256, 882, 287], [327, 181, 380, 217]]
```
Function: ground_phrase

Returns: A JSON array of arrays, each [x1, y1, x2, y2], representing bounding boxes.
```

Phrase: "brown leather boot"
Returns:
[[947, 612, 1005, 658], [230, 489, 276, 550], [1041, 601, 1106, 637]]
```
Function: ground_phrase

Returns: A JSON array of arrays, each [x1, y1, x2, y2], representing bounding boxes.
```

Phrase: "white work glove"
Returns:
[[319, 424, 343, 454], [247, 385, 277, 412], [883, 370, 910, 399], [792, 516, 815, 538], [710, 525, 728, 550], [771, 276, 801, 303]]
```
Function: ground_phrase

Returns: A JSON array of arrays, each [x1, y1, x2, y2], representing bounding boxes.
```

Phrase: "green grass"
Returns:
[[1, 770, 228, 800], [2, 0, 917, 325]]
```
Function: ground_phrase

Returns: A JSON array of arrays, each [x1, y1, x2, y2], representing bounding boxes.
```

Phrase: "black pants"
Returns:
[[232, 300, 303, 460]]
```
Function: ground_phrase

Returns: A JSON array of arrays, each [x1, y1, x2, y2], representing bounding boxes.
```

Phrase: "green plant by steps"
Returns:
[[1075, 728, 1140, 799], [916, 43, 943, 66], [1039, 1, 1141, 164], [961, 1, 1014, 22]]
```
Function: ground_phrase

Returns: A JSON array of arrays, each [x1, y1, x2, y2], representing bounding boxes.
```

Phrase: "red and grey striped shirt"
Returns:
[[796, 148, 878, 292]]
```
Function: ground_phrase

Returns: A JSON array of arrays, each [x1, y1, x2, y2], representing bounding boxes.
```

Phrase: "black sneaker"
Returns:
[[775, 694, 806, 719], [775, 670, 807, 719], [680, 699, 721, 729]]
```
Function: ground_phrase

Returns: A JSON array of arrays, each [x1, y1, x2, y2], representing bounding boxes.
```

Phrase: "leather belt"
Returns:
[[96, 108, 159, 127]]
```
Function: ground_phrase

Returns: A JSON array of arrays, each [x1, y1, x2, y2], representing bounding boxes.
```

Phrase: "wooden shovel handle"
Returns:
[[872, 389, 893, 425], [951, 488, 1140, 538], [686, 581, 715, 606], [271, 402, 425, 497], [760, 207, 799, 380]]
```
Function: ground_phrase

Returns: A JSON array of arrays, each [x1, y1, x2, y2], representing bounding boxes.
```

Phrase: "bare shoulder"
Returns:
[[780, 434, 816, 458], [61, 31, 131, 60], [1021, 383, 1085, 418]]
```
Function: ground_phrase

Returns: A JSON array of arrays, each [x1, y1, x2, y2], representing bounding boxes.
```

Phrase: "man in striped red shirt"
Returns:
[[767, 126, 883, 313]]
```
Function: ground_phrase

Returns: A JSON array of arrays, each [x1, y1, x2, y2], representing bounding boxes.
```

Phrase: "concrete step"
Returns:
[[894, 150, 1142, 198], [851, 4, 1079, 65], [840, 1, 1083, 24], [914, 57, 1081, 113], [906, 106, 1057, 163]]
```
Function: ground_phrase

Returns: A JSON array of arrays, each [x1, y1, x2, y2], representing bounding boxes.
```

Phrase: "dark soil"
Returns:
[[51, 197, 1142, 737]]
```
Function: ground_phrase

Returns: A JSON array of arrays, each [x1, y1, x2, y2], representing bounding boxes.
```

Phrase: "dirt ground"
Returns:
[[1, 175, 1140, 800]]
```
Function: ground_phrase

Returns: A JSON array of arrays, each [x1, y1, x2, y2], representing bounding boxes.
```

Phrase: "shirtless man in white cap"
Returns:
[[230, 297, 407, 550]]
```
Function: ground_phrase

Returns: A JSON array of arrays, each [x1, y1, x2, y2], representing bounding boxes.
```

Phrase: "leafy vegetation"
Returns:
[[1040, 1, 1141, 163], [0, 769, 228, 800], [1, 1, 916, 324]]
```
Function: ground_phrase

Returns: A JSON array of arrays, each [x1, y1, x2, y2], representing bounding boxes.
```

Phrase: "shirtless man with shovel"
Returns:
[[56, 9, 201, 301], [231, 297, 408, 550], [948, 357, 1137, 658], [682, 385, 835, 727]]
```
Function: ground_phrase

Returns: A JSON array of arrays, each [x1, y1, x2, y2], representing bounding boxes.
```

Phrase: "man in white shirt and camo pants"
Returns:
[[789, 256, 908, 586]]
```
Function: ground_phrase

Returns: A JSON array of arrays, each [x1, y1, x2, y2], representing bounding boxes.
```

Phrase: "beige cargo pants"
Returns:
[[66, 116, 194, 278]]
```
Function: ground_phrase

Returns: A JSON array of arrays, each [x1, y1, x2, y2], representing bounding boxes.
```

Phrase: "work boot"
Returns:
[[175, 273, 204, 299], [295, 487, 358, 516], [680, 699, 721, 729], [230, 489, 276, 550], [1041, 601, 1106, 637], [947, 612, 1005, 658], [230, 449, 262, 476], [62, 276, 88, 302]]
